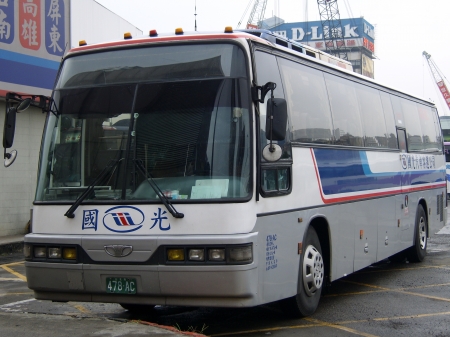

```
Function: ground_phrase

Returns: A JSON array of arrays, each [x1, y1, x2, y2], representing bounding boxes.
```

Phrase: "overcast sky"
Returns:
[[95, 0, 450, 116]]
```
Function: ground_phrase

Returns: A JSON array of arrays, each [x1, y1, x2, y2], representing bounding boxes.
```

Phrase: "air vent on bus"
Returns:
[[275, 38, 288, 48], [291, 45, 303, 53], [237, 29, 317, 60]]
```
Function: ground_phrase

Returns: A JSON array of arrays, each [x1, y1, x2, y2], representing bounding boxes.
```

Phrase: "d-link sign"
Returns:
[[102, 206, 144, 233]]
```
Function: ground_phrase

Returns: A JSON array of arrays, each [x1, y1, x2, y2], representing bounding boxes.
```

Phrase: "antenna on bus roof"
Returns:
[[194, 0, 197, 31]]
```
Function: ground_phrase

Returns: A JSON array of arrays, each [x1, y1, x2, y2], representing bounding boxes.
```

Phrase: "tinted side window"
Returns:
[[254, 51, 291, 160], [277, 57, 333, 144], [379, 91, 398, 149], [401, 99, 423, 151], [355, 84, 388, 148], [324, 73, 364, 146], [417, 104, 441, 151], [390, 95, 405, 128]]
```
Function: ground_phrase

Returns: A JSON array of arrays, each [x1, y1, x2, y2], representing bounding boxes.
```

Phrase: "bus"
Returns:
[[2, 28, 446, 317], [439, 117, 450, 198], [439, 116, 450, 142], [444, 141, 450, 198]]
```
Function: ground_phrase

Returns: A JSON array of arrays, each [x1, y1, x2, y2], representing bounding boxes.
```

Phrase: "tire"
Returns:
[[407, 205, 427, 263], [119, 303, 155, 312], [280, 226, 324, 318]]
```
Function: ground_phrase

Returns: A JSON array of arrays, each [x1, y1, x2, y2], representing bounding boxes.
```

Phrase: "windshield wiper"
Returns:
[[133, 159, 184, 219], [64, 159, 121, 218]]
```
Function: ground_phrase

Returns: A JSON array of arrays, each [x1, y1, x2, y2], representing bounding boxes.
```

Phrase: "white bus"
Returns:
[[3, 28, 446, 317], [439, 117, 450, 197]]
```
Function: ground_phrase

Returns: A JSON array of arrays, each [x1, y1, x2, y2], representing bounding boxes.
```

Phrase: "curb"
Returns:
[[0, 241, 23, 256], [135, 320, 207, 337]]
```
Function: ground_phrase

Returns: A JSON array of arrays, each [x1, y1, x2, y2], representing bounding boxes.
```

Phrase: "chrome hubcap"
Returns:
[[302, 245, 324, 296], [419, 216, 427, 250]]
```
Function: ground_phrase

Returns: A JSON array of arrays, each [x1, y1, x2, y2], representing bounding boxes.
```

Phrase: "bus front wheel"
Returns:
[[280, 226, 324, 317], [407, 205, 427, 263]]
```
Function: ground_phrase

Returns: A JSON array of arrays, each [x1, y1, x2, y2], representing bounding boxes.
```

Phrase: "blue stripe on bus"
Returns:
[[0, 58, 58, 90], [313, 148, 444, 196]]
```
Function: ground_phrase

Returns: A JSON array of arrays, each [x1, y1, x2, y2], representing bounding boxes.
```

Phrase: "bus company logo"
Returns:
[[103, 206, 145, 233], [400, 154, 436, 171], [401, 154, 408, 169], [83, 209, 99, 231]]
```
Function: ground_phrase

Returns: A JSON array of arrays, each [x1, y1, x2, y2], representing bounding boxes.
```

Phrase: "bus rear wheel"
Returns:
[[407, 205, 427, 263], [280, 227, 324, 318]]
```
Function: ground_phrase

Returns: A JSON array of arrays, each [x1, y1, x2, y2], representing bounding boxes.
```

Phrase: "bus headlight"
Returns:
[[48, 247, 61, 259], [34, 246, 47, 258], [208, 248, 225, 261], [188, 249, 204, 261], [229, 245, 253, 263]]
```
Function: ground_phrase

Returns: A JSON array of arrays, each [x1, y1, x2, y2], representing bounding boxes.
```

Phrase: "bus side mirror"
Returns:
[[263, 98, 287, 162], [265, 98, 287, 141], [3, 98, 31, 167]]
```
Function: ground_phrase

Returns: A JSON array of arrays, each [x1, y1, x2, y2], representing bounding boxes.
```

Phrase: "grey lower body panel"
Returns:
[[27, 262, 258, 307], [24, 233, 259, 307]]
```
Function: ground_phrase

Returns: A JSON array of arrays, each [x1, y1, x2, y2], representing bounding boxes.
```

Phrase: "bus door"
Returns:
[[396, 127, 413, 251]]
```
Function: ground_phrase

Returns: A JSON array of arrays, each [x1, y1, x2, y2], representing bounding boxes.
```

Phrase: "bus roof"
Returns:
[[67, 28, 434, 107]]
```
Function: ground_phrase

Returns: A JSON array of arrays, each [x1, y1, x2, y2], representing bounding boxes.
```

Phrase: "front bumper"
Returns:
[[25, 233, 259, 307]]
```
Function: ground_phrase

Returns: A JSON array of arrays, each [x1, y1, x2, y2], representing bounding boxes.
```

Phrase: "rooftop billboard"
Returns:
[[270, 17, 375, 54]]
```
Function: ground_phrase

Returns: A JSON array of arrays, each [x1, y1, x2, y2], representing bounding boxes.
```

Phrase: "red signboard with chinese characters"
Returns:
[[19, 0, 41, 50], [363, 37, 374, 53], [437, 81, 450, 110]]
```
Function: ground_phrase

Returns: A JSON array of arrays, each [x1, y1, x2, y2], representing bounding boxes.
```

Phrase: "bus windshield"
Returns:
[[35, 44, 251, 203]]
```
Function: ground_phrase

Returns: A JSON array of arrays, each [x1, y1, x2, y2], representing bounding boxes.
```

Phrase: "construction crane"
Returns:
[[316, 0, 348, 61], [237, 0, 268, 29], [423, 51, 450, 111]]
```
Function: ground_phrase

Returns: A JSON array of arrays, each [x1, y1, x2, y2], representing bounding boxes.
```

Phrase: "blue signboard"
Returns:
[[270, 18, 375, 53], [0, 0, 69, 96], [269, 17, 374, 43]]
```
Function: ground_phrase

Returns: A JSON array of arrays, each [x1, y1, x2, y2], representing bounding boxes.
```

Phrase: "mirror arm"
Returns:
[[252, 82, 276, 103], [268, 85, 276, 153]]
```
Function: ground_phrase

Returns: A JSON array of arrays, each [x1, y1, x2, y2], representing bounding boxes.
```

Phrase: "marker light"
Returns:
[[79, 40, 87, 46], [149, 29, 158, 37], [23, 244, 31, 258], [175, 27, 184, 35], [167, 248, 185, 261], [124, 32, 132, 39], [224, 26, 233, 33], [62, 247, 77, 260]]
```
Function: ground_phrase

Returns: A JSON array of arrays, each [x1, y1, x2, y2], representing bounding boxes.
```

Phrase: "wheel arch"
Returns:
[[309, 216, 331, 284]]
